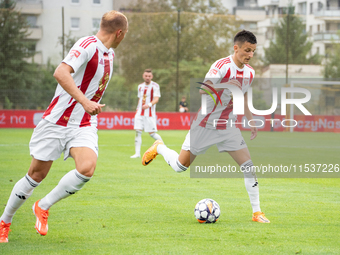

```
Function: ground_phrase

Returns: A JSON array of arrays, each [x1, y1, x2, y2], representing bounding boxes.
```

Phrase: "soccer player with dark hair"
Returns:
[[0, 11, 128, 243], [142, 30, 270, 223], [130, 69, 163, 158]]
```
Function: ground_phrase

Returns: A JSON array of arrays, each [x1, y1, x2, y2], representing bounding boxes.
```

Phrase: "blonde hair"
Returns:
[[100, 11, 128, 33]]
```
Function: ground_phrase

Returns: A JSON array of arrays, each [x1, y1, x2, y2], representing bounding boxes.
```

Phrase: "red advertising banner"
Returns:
[[0, 110, 191, 130], [0, 110, 339, 132]]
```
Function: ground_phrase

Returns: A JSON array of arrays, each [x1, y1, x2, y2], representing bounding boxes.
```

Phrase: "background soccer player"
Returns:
[[0, 11, 128, 243], [130, 69, 163, 158], [142, 30, 270, 223]]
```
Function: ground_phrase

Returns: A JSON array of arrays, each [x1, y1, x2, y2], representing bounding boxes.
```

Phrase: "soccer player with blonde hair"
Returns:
[[0, 11, 128, 242]]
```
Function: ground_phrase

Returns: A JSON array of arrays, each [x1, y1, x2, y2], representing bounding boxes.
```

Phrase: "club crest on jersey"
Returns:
[[244, 77, 249, 86]]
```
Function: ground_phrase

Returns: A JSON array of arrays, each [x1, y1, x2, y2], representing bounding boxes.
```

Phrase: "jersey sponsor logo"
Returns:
[[70, 49, 81, 58], [209, 69, 218, 75], [236, 73, 243, 78]]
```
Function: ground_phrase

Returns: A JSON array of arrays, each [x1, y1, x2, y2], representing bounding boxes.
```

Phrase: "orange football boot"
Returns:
[[32, 200, 49, 235], [252, 211, 270, 223], [0, 220, 11, 243], [142, 140, 164, 166]]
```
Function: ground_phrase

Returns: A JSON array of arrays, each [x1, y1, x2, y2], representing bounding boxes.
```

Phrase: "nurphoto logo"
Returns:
[[198, 82, 312, 128]]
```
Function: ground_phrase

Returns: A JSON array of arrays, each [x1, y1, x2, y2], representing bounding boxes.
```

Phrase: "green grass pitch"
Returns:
[[0, 129, 339, 254]]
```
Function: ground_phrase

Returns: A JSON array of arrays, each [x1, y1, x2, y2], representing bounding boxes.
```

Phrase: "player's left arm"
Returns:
[[244, 92, 257, 140], [142, 96, 159, 110]]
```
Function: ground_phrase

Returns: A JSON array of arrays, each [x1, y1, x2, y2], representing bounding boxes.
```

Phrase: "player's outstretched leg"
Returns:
[[149, 132, 163, 142], [142, 141, 188, 173], [241, 160, 270, 223], [131, 130, 142, 158]]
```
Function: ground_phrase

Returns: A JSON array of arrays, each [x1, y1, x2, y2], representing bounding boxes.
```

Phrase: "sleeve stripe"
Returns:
[[215, 57, 231, 69], [79, 37, 97, 49], [246, 64, 254, 70]]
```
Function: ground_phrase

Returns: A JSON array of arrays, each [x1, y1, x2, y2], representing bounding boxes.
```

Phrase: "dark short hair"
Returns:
[[234, 30, 257, 45], [144, 69, 152, 73]]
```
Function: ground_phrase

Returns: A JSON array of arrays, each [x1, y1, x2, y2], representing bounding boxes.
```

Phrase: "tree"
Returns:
[[0, 0, 37, 108], [323, 34, 340, 79], [263, 7, 320, 65], [110, 0, 238, 111], [320, 34, 340, 115]]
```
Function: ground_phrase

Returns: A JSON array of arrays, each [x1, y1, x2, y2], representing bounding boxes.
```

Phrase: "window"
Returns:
[[26, 15, 37, 27], [310, 3, 313, 14], [317, 24, 321, 32], [298, 2, 307, 15], [309, 25, 313, 36], [71, 17, 80, 29], [237, 0, 244, 7], [71, 0, 79, 3], [249, 23, 257, 30], [93, 0, 100, 4], [92, 18, 100, 31], [316, 47, 320, 54]]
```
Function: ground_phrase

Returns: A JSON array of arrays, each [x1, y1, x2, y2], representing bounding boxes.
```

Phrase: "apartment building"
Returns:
[[15, 0, 135, 65], [15, 0, 340, 66]]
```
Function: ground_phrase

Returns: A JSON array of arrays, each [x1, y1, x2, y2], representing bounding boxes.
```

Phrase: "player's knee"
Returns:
[[28, 170, 48, 183], [77, 160, 96, 177]]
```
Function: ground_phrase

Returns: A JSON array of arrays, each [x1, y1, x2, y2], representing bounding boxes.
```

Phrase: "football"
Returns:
[[194, 198, 220, 223]]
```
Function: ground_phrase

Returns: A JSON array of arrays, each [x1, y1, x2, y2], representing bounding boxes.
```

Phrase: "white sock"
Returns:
[[150, 132, 163, 141], [0, 174, 40, 224], [241, 160, 261, 213], [39, 169, 91, 210], [157, 144, 187, 172], [134, 131, 142, 156]]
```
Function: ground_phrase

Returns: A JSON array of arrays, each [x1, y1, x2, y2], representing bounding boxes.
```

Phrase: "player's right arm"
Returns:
[[54, 37, 105, 116], [53, 64, 105, 116]]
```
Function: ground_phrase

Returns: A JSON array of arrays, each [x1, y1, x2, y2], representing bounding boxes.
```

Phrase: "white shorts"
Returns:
[[134, 115, 157, 132], [29, 119, 98, 161], [181, 126, 247, 155]]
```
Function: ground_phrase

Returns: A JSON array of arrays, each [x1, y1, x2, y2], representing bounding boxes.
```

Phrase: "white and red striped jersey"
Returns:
[[192, 55, 255, 130], [135, 81, 161, 117], [42, 35, 115, 128]]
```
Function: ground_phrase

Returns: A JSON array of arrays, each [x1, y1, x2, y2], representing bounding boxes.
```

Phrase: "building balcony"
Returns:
[[257, 0, 279, 7], [15, 0, 43, 15], [24, 26, 42, 40], [234, 6, 266, 22], [314, 31, 340, 42], [315, 8, 340, 21]]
